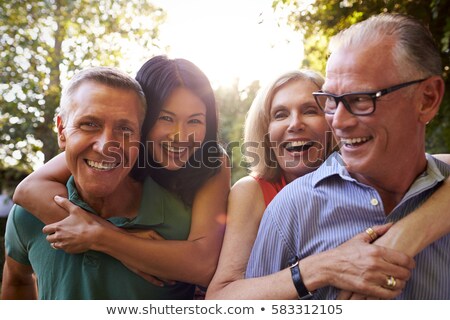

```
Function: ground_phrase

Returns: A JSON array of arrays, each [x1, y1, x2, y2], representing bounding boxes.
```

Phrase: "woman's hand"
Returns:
[[312, 224, 415, 299], [42, 196, 113, 253], [43, 199, 177, 286]]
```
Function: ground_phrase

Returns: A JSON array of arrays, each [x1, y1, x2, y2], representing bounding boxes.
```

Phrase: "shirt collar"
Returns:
[[311, 152, 446, 193], [66, 176, 171, 228], [401, 153, 446, 201], [109, 177, 174, 228], [311, 152, 352, 187], [66, 176, 96, 214], [123, 177, 165, 227]]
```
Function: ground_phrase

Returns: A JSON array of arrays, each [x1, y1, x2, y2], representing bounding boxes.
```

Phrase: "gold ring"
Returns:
[[365, 227, 378, 242], [51, 243, 58, 250], [386, 276, 396, 290]]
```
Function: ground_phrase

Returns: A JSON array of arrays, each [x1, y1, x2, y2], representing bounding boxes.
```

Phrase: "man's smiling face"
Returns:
[[57, 81, 142, 200]]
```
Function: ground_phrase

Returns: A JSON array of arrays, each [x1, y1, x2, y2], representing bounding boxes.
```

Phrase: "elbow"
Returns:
[[205, 276, 239, 300], [187, 237, 223, 287], [189, 242, 221, 287], [196, 255, 219, 288], [12, 177, 30, 205], [204, 283, 221, 299]]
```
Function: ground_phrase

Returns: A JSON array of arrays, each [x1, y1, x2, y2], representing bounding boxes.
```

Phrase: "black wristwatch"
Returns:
[[289, 258, 313, 300]]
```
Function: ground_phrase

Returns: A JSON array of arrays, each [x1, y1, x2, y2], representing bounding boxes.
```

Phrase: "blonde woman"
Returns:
[[206, 70, 450, 299]]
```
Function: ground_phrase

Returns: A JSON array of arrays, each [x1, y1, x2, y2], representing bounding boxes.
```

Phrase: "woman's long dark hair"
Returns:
[[131, 55, 222, 207]]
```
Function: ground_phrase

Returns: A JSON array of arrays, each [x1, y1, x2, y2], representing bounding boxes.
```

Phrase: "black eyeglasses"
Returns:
[[312, 78, 428, 116]]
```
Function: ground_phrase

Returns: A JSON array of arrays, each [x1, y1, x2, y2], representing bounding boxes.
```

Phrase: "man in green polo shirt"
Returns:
[[1, 67, 194, 299]]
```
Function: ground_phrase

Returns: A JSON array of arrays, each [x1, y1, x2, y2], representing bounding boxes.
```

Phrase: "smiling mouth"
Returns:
[[340, 136, 372, 147], [86, 160, 119, 171], [162, 144, 190, 154], [284, 141, 315, 153]]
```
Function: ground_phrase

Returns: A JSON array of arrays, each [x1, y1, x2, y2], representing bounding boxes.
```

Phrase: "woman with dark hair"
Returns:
[[132, 56, 223, 207], [13, 56, 230, 299]]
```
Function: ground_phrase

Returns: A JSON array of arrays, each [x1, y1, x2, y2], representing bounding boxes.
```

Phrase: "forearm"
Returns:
[[1, 282, 38, 300], [376, 178, 450, 256], [13, 179, 69, 224], [208, 248, 382, 299], [223, 250, 378, 299], [209, 227, 413, 299], [298, 253, 332, 293], [13, 153, 70, 224], [1, 258, 37, 300], [297, 226, 414, 299], [92, 227, 219, 287], [207, 269, 298, 300]]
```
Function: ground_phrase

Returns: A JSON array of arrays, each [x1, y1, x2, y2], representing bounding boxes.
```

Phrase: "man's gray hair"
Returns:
[[329, 13, 442, 79], [59, 67, 146, 123]]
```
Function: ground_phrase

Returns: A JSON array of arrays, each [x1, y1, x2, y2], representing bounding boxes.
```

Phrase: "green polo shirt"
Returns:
[[5, 176, 194, 299]]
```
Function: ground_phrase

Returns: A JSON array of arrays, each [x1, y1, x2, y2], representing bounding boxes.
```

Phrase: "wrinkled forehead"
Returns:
[[63, 82, 144, 128], [324, 42, 397, 93], [68, 81, 144, 116]]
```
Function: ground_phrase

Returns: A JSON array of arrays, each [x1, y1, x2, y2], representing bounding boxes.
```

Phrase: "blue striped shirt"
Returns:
[[245, 152, 450, 299]]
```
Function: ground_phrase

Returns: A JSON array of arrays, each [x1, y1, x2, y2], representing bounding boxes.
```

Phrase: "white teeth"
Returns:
[[163, 145, 188, 153], [285, 141, 309, 148], [340, 137, 370, 145], [86, 160, 117, 171]]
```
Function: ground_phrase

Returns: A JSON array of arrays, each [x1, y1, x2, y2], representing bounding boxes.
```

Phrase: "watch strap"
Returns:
[[289, 258, 313, 300]]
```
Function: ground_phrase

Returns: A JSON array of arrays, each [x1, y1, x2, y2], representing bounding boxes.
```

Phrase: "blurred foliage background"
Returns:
[[1, 0, 449, 194], [1, 0, 450, 289]]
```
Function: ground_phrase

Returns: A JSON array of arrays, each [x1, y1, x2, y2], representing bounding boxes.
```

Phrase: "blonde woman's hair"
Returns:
[[243, 70, 326, 182]]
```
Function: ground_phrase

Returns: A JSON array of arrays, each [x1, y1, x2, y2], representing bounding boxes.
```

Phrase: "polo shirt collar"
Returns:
[[66, 176, 166, 228], [66, 176, 96, 214], [108, 177, 169, 228]]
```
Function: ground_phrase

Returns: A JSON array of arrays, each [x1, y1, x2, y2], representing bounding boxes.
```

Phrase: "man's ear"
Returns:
[[418, 76, 445, 125], [56, 115, 66, 150]]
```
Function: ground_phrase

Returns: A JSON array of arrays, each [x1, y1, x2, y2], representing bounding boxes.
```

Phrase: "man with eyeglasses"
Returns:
[[246, 13, 450, 299]]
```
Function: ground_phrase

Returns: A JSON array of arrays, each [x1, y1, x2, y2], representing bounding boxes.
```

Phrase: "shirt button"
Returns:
[[370, 198, 379, 206]]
